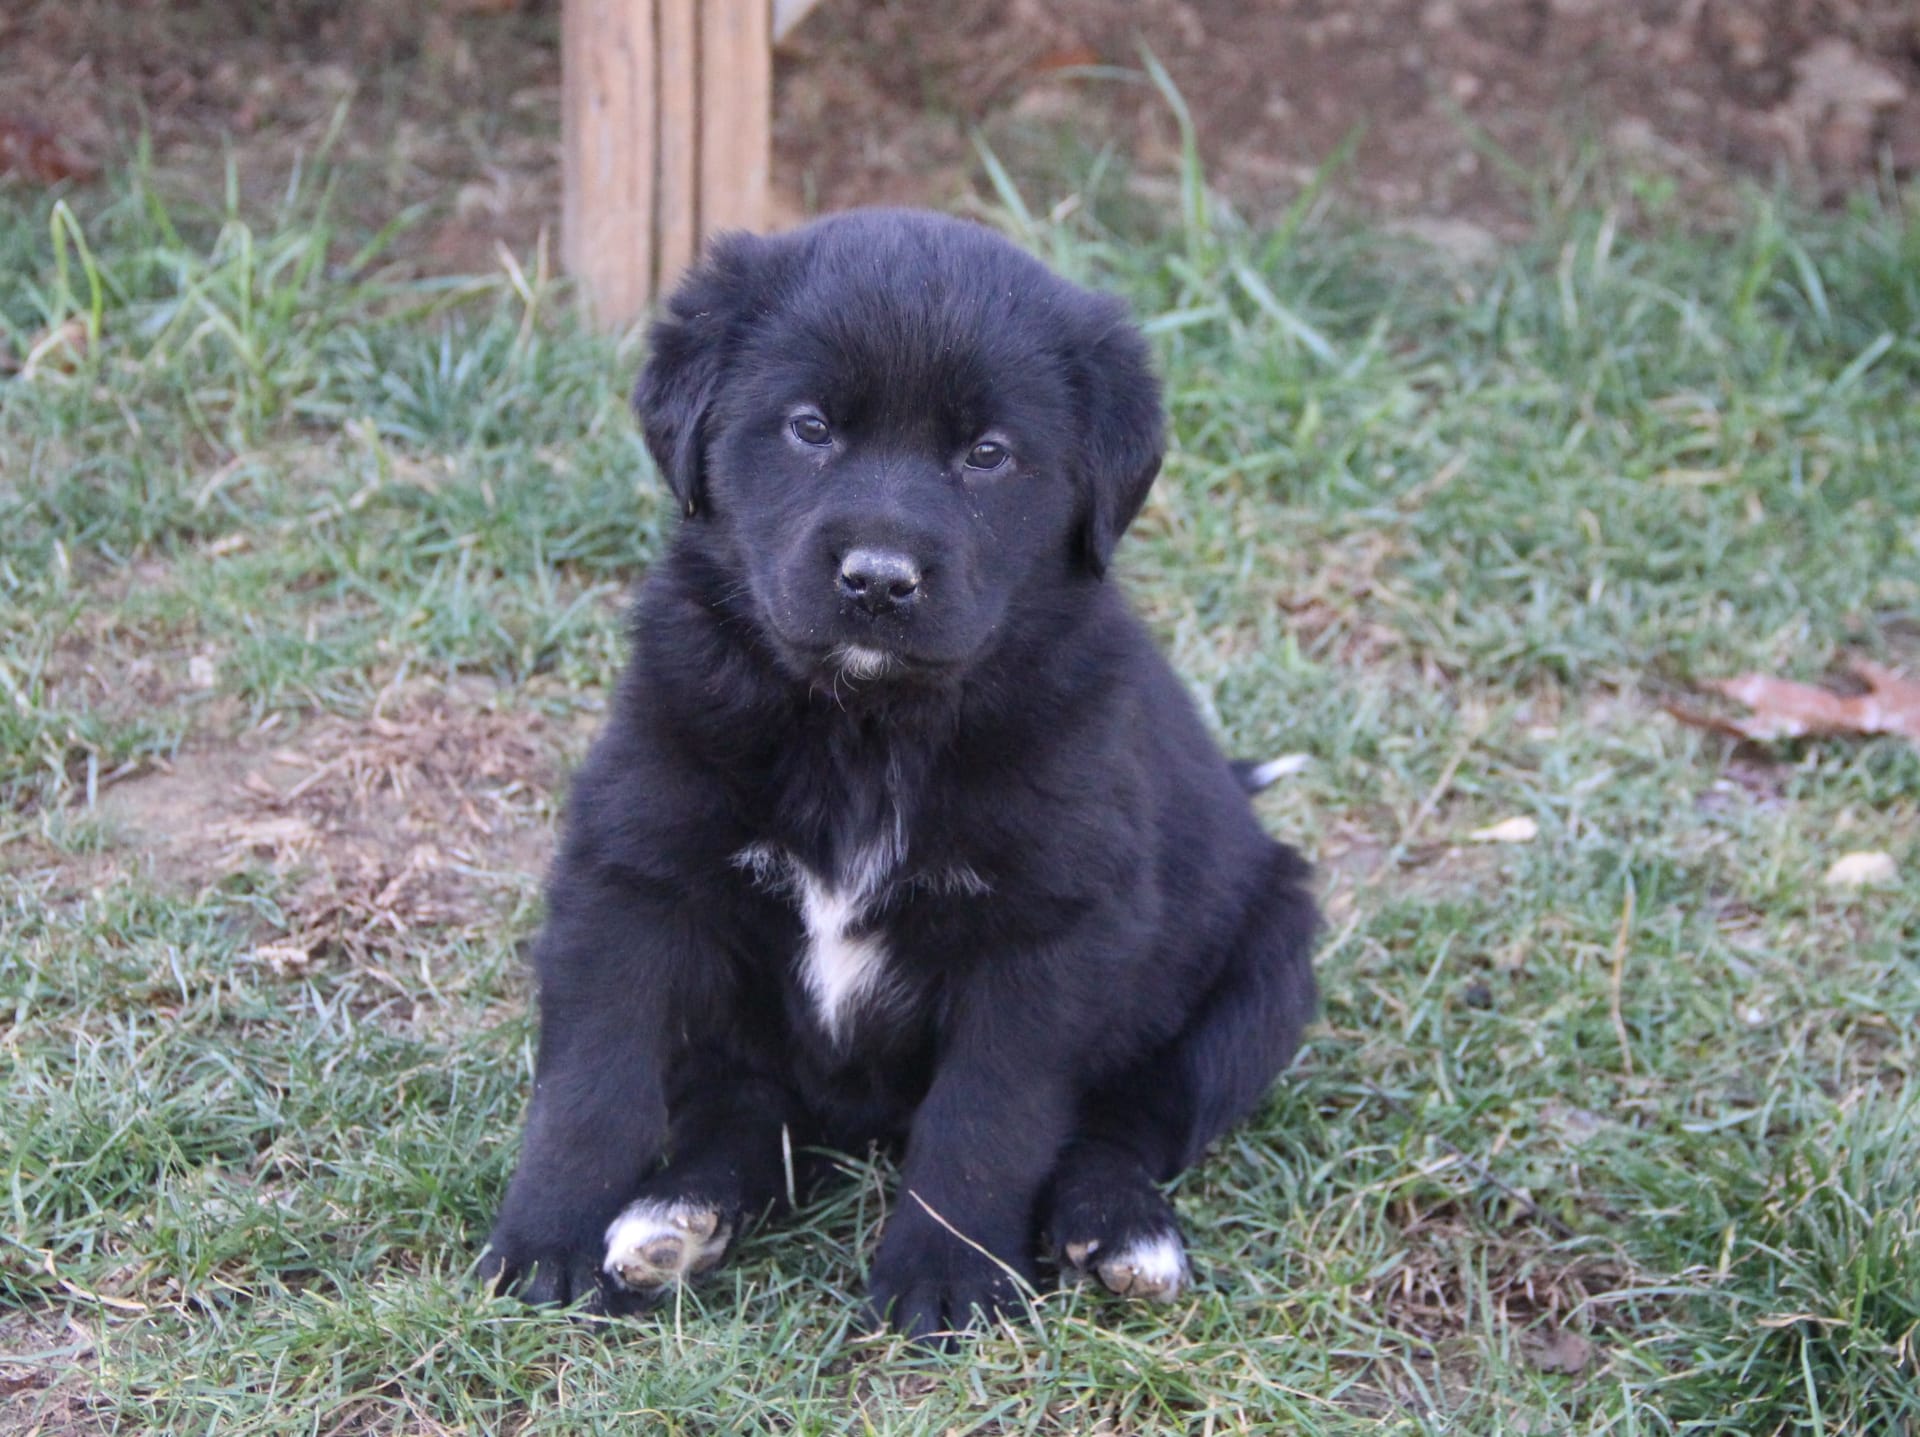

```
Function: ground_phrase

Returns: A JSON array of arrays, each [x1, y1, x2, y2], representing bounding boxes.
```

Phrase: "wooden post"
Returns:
[[561, 0, 655, 330], [701, 0, 771, 239], [654, 0, 700, 288], [561, 0, 773, 330]]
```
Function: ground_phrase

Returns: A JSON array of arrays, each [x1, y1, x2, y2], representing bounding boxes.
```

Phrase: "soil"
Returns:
[[89, 681, 570, 966], [782, 0, 1920, 223], [0, 1309, 107, 1437], [3, 0, 1916, 273]]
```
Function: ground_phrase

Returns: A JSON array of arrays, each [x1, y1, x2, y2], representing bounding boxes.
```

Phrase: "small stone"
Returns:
[[1468, 816, 1538, 844], [1392, 215, 1499, 266], [1789, 39, 1905, 113], [1528, 1328, 1595, 1375], [1540, 1102, 1604, 1143], [1823, 851, 1898, 889], [1814, 112, 1876, 174]]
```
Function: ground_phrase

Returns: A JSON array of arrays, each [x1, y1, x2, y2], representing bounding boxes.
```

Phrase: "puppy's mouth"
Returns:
[[797, 638, 961, 691], [828, 644, 903, 681], [750, 584, 967, 688], [818, 640, 964, 687]]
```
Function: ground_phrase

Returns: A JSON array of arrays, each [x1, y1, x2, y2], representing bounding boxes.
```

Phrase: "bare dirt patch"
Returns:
[[94, 683, 576, 964], [810, 0, 1920, 223], [3, 0, 1916, 276], [0, 1309, 108, 1437], [1374, 1208, 1629, 1341], [1270, 530, 1414, 673], [1349, 1200, 1641, 1413]]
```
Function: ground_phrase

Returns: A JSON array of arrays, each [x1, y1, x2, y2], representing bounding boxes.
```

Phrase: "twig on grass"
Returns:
[[1363, 1083, 1577, 1241], [1610, 877, 1636, 1078]]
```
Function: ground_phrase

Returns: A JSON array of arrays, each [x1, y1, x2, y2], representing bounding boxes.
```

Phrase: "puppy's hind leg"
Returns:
[[1049, 848, 1317, 1302], [602, 1051, 816, 1301]]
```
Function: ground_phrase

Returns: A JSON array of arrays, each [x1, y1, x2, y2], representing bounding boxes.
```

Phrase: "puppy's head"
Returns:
[[635, 209, 1163, 685]]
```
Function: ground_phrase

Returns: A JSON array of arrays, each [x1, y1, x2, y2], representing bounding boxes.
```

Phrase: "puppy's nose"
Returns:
[[838, 548, 921, 616]]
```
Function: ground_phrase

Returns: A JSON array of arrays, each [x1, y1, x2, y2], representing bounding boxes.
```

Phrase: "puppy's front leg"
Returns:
[[867, 986, 1076, 1341], [482, 873, 688, 1311]]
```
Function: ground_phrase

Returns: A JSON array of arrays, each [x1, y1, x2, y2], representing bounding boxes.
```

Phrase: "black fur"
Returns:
[[481, 210, 1318, 1339]]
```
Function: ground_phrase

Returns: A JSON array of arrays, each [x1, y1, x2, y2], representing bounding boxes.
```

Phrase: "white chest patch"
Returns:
[[734, 838, 901, 1040], [793, 865, 893, 1039]]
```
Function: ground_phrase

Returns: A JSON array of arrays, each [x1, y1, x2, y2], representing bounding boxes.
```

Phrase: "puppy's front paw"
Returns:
[[481, 1219, 612, 1312], [1060, 1228, 1191, 1302], [485, 1184, 683, 1316], [866, 1199, 1033, 1344], [603, 1197, 733, 1294], [1050, 1179, 1192, 1303]]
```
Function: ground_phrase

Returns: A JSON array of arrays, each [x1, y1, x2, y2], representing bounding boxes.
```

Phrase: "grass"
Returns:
[[3, 143, 1918, 1434]]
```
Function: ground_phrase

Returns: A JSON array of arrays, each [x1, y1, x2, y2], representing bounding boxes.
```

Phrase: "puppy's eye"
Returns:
[[790, 414, 832, 447], [964, 441, 1010, 472]]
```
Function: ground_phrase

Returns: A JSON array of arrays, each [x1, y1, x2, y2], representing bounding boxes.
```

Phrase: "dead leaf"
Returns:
[[1527, 1328, 1595, 1375], [1824, 851, 1898, 889], [1467, 815, 1538, 844], [1672, 658, 1920, 748], [1788, 39, 1907, 114], [0, 116, 100, 185], [1539, 1101, 1605, 1145], [1756, 1311, 1845, 1330], [1029, 45, 1102, 75], [16, 318, 89, 379], [252, 943, 320, 975]]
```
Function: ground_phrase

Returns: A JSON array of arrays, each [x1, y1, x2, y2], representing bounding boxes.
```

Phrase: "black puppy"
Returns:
[[482, 209, 1318, 1340]]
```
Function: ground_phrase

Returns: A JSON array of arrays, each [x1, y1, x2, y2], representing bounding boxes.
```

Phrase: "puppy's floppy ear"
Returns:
[[1069, 294, 1166, 577], [632, 232, 772, 518]]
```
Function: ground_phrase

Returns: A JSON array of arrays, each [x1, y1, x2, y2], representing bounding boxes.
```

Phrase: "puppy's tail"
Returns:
[[1230, 755, 1311, 795]]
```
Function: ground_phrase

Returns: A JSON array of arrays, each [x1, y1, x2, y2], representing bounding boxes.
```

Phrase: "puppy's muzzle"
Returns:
[[838, 548, 922, 618]]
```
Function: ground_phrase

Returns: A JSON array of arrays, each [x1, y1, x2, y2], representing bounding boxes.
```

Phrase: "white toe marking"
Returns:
[[602, 1198, 730, 1291], [1097, 1231, 1191, 1302]]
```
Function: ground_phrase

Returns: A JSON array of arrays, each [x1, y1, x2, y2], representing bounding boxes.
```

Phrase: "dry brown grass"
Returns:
[[0, 1309, 110, 1437], [95, 684, 572, 968]]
